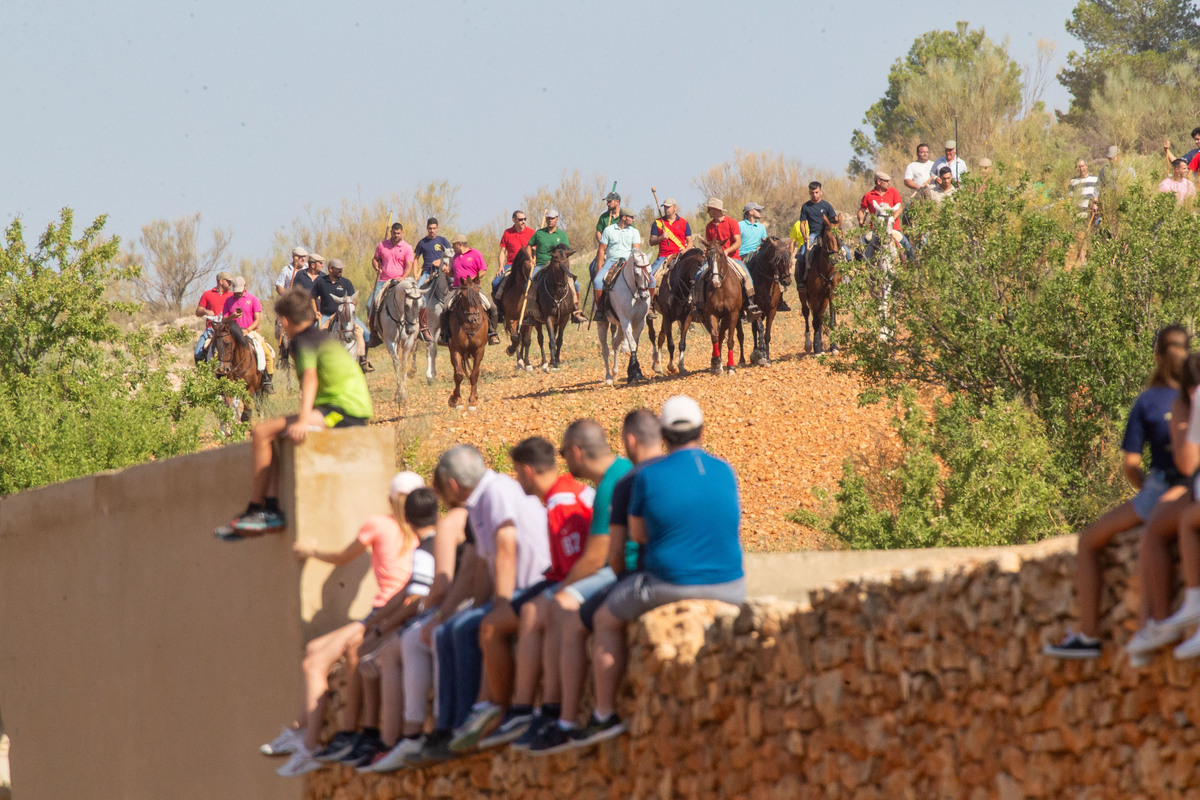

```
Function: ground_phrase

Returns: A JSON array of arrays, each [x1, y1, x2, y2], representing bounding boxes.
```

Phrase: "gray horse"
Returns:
[[596, 251, 660, 386], [377, 278, 423, 405]]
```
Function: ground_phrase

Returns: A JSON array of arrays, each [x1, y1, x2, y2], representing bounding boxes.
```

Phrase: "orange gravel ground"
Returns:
[[348, 304, 900, 553]]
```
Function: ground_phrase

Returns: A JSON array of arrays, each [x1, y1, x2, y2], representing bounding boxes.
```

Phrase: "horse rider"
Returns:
[[690, 198, 762, 321], [590, 191, 623, 282], [221, 276, 277, 392], [529, 210, 587, 323], [648, 198, 692, 319], [790, 181, 842, 284], [370, 223, 416, 343], [313, 258, 374, 372], [738, 202, 767, 264], [413, 218, 451, 340], [857, 172, 912, 261], [439, 233, 501, 345], [593, 209, 642, 312], [492, 210, 536, 306], [195, 270, 233, 362], [274, 246, 308, 349], [931, 140, 969, 183]]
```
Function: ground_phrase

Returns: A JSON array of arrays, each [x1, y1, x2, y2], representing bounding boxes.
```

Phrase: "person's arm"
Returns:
[[1165, 139, 1177, 167], [632, 228, 642, 252], [1122, 451, 1145, 491], [286, 367, 319, 442], [246, 309, 262, 333], [682, 222, 692, 250], [195, 300, 209, 318], [371, 245, 383, 278], [403, 248, 417, 281], [492, 522, 517, 601], [903, 166, 920, 192], [1172, 397, 1200, 477], [629, 515, 648, 545], [293, 537, 367, 565], [596, 241, 608, 267], [724, 232, 740, 259], [607, 524, 628, 575], [649, 219, 665, 247], [425, 508, 465, 607], [560, 532, 608, 586]]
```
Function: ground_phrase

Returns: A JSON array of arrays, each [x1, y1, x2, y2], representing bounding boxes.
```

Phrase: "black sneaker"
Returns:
[[409, 729, 456, 765], [341, 730, 383, 767], [527, 722, 575, 756], [478, 708, 534, 749], [510, 712, 552, 751], [231, 508, 286, 533], [1042, 632, 1101, 660], [569, 713, 627, 749], [313, 730, 358, 763]]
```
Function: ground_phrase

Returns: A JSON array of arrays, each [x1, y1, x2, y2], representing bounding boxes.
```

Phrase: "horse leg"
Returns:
[[449, 349, 464, 408], [801, 297, 813, 353], [597, 320, 614, 386], [829, 300, 839, 353], [554, 320, 566, 370], [736, 318, 746, 366], [467, 347, 482, 409], [387, 334, 406, 406], [534, 324, 545, 371], [543, 320, 555, 373], [813, 301, 824, 355], [678, 316, 690, 375], [725, 317, 737, 374], [709, 317, 721, 373]]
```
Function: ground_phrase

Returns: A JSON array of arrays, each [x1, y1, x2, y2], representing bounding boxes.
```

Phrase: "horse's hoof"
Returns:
[[605, 377, 614, 386], [467, 405, 478, 412], [525, 364, 533, 372], [727, 367, 737, 375], [666, 363, 678, 375], [505, 345, 517, 356], [653, 364, 663, 375], [426, 376, 434, 385]]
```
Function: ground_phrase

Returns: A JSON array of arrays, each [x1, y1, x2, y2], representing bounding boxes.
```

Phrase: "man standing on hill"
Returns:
[[691, 198, 761, 321], [931, 140, 968, 183], [492, 211, 536, 306], [903, 143, 935, 192], [1099, 145, 1135, 198], [1070, 160, 1099, 221], [194, 270, 233, 362], [529, 211, 586, 323], [919, 166, 957, 205], [1159, 158, 1196, 204]]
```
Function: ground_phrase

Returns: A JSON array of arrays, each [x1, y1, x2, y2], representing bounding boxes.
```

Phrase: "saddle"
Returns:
[[596, 258, 627, 317]]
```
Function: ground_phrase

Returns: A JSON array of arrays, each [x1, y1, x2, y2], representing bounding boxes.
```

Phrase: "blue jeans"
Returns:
[[194, 328, 213, 361], [434, 603, 490, 731], [595, 256, 626, 285], [492, 265, 510, 293]]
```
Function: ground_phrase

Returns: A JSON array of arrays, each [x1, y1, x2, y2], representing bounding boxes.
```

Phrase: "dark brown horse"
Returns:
[[531, 244, 576, 371], [210, 319, 262, 424], [695, 239, 744, 374], [648, 248, 703, 374], [448, 279, 489, 409], [499, 249, 546, 371], [744, 237, 792, 365], [797, 214, 842, 354]]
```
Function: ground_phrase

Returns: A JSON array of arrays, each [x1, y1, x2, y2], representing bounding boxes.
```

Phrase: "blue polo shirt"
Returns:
[[628, 447, 743, 585], [414, 236, 451, 275], [738, 220, 767, 258]]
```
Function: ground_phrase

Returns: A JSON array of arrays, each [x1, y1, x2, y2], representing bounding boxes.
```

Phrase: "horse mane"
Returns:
[[512, 247, 533, 278], [225, 319, 251, 349]]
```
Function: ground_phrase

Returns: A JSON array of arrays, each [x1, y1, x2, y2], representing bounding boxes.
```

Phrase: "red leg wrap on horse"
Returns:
[[712, 341, 720, 359]]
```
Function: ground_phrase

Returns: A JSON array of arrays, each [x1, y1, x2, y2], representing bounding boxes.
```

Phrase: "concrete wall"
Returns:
[[0, 426, 394, 800]]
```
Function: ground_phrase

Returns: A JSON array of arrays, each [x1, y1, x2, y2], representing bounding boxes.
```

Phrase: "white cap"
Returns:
[[389, 471, 425, 500], [661, 395, 703, 431]]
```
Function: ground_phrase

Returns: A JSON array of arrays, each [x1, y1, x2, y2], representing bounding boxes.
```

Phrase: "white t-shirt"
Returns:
[[465, 470, 551, 591], [904, 160, 935, 188], [599, 224, 642, 261]]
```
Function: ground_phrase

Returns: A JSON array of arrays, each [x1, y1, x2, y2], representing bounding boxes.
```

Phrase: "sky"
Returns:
[[4, 0, 1083, 261]]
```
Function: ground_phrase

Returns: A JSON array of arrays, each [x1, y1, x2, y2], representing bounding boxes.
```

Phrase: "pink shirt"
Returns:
[[451, 248, 488, 286], [1159, 177, 1196, 204], [357, 515, 413, 608], [374, 240, 415, 281], [221, 293, 262, 327]]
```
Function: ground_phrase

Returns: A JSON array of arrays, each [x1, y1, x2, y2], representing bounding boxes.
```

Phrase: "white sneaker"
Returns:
[[276, 746, 324, 777], [1161, 602, 1200, 632], [371, 736, 424, 773], [1126, 620, 1183, 655], [260, 726, 302, 756], [1175, 628, 1200, 660]]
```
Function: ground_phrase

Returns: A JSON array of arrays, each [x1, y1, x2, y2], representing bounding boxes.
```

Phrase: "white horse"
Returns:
[[377, 278, 423, 405], [422, 271, 452, 384], [326, 292, 360, 356], [866, 205, 900, 340], [597, 251, 657, 386]]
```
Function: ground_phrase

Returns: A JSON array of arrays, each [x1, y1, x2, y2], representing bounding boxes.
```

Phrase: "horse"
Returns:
[[648, 248, 702, 375], [695, 239, 744, 375], [498, 249, 546, 371], [530, 245, 576, 371], [376, 278, 423, 405], [797, 214, 843, 354], [597, 251, 657, 386], [447, 279, 489, 410], [209, 318, 262, 428], [325, 292, 360, 357], [744, 237, 792, 365], [422, 269, 452, 384]]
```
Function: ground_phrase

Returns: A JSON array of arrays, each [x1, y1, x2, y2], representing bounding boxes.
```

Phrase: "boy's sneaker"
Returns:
[[1160, 602, 1200, 632], [313, 730, 358, 763], [341, 731, 383, 768], [1126, 619, 1182, 655], [214, 524, 250, 542], [409, 730, 456, 764], [276, 746, 324, 777], [510, 713, 552, 751], [372, 736, 425, 772], [260, 726, 302, 756], [569, 713, 628, 749], [527, 722, 575, 756], [449, 704, 504, 752], [1175, 628, 1200, 660], [478, 708, 535, 749], [231, 508, 287, 533], [1042, 631, 1101, 660]]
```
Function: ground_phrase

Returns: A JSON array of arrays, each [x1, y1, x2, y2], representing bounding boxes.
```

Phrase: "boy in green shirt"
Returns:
[[217, 287, 374, 538]]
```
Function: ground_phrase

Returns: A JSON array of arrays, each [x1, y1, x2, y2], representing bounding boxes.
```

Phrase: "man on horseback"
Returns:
[[413, 218, 451, 341], [790, 182, 841, 284], [194, 270, 233, 363], [530, 211, 585, 323], [690, 198, 762, 321], [492, 210, 536, 306], [593, 209, 642, 314], [314, 259, 373, 372], [440, 234, 500, 345], [274, 246, 308, 297], [648, 199, 692, 320], [369, 223, 416, 345], [222, 276, 277, 393], [857, 172, 912, 261]]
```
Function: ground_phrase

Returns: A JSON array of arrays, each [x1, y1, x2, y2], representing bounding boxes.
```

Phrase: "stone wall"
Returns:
[[305, 531, 1200, 799]]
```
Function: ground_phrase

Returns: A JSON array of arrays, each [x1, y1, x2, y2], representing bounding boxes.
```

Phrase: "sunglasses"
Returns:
[[515, 217, 527, 222]]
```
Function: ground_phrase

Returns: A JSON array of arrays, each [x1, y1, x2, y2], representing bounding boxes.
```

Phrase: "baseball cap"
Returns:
[[216, 271, 233, 282], [944, 140, 957, 149], [1106, 145, 1120, 158], [662, 197, 678, 207], [706, 197, 724, 211], [874, 171, 891, 182], [231, 276, 246, 292], [661, 395, 704, 432], [389, 471, 426, 500], [606, 191, 621, 202], [546, 208, 560, 218], [328, 258, 345, 271], [743, 202, 765, 213], [292, 246, 309, 258]]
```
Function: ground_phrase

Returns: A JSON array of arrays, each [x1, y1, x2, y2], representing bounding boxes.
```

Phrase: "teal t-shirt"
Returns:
[[738, 220, 767, 258], [590, 456, 633, 538]]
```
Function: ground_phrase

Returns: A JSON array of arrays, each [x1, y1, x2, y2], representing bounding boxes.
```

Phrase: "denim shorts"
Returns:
[[561, 566, 616, 606], [1132, 469, 1178, 521]]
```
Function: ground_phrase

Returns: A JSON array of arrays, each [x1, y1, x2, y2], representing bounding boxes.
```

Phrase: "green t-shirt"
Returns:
[[529, 228, 570, 267], [291, 326, 374, 420], [596, 211, 619, 235], [591, 456, 633, 537]]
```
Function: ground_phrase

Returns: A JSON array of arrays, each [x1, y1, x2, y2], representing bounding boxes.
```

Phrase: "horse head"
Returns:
[[211, 319, 249, 378], [703, 239, 727, 287], [512, 247, 534, 281], [629, 250, 652, 295], [761, 237, 792, 287], [821, 213, 843, 262], [334, 293, 358, 336]]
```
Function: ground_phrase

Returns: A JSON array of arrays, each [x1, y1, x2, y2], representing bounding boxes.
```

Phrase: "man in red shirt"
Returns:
[[691, 198, 761, 321], [648, 198, 692, 320], [493, 210, 536, 306], [468, 436, 594, 751], [857, 171, 912, 260], [194, 270, 233, 362]]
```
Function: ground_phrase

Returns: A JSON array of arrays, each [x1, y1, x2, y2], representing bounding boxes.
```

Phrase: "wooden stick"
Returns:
[[514, 208, 547, 332]]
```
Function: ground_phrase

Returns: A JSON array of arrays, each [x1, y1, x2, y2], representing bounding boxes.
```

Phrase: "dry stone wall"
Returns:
[[306, 532, 1198, 799]]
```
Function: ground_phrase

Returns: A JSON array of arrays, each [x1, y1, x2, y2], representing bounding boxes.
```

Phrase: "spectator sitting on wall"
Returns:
[[584, 396, 746, 746]]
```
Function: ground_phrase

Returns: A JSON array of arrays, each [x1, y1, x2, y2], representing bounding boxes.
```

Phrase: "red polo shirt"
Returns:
[[499, 225, 535, 266], [860, 187, 904, 231], [705, 216, 741, 259]]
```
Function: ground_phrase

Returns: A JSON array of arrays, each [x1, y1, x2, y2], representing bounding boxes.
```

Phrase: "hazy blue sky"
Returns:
[[5, 0, 1082, 258]]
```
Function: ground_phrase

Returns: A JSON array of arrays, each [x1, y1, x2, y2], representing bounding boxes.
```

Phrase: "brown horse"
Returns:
[[448, 279, 489, 409], [695, 240, 744, 374], [648, 248, 702, 374], [797, 214, 842, 354], [744, 236, 792, 365], [210, 319, 262, 425], [530, 244, 576, 371], [499, 248, 546, 371]]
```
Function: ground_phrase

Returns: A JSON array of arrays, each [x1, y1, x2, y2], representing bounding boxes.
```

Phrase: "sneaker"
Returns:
[[527, 722, 575, 756], [1042, 631, 1101, 660], [1160, 601, 1200, 632], [312, 730, 358, 763], [478, 708, 534, 749], [449, 704, 504, 752], [1175, 628, 1200, 660], [260, 726, 303, 756], [510, 713, 552, 751], [372, 736, 425, 773], [341, 731, 383, 768], [409, 730, 456, 765], [231, 508, 286, 534], [214, 524, 249, 542], [569, 713, 627, 749], [1126, 619, 1183, 655], [276, 746, 324, 777]]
